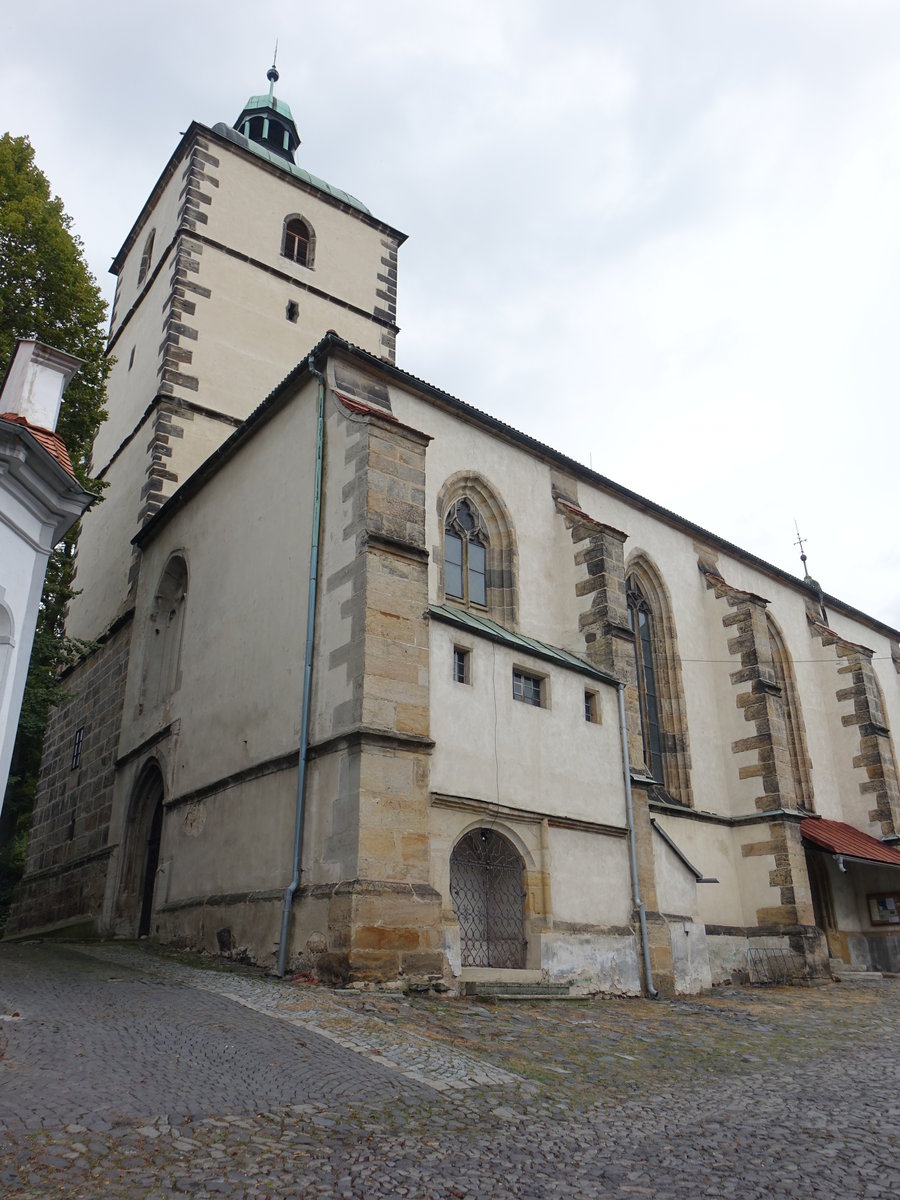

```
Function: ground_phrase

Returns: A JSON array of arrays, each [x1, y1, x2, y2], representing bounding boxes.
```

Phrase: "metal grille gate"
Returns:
[[450, 829, 526, 969]]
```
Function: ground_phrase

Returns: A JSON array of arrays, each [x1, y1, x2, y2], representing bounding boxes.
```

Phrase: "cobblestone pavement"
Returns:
[[1, 941, 897, 1198]]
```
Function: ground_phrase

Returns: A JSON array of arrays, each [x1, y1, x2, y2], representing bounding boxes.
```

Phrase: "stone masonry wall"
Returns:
[[316, 393, 444, 984], [5, 619, 132, 935]]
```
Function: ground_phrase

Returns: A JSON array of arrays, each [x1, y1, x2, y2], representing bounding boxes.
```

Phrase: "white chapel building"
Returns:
[[7, 70, 900, 994]]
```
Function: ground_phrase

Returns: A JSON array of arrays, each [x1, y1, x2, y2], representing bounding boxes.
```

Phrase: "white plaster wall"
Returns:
[[109, 150, 186, 344], [653, 814, 745, 928], [184, 250, 386, 425], [206, 146, 396, 317], [159, 770, 296, 902], [0, 477, 50, 800], [393, 378, 900, 845], [652, 831, 698, 919], [66, 440, 139, 640], [550, 827, 633, 926], [119, 380, 318, 795], [429, 623, 624, 826]]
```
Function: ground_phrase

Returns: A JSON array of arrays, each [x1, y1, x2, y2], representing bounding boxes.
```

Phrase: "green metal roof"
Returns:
[[241, 93, 295, 120], [428, 604, 620, 686], [211, 122, 372, 215]]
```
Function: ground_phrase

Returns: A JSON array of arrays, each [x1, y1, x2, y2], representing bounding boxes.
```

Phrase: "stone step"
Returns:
[[463, 981, 573, 1000], [829, 960, 883, 981]]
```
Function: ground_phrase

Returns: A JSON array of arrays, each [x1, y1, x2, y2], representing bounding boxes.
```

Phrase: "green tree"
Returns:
[[0, 133, 110, 927]]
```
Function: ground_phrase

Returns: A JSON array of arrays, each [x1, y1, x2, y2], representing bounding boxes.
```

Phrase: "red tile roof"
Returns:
[[0, 412, 76, 478], [801, 817, 900, 866]]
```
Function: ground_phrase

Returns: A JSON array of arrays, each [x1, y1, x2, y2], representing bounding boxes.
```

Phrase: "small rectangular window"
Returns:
[[453, 646, 471, 684], [513, 669, 543, 708], [585, 690, 600, 723], [71, 726, 85, 769]]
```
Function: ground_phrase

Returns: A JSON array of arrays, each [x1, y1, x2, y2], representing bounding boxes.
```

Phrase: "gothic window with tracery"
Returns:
[[444, 499, 487, 608], [627, 575, 664, 783]]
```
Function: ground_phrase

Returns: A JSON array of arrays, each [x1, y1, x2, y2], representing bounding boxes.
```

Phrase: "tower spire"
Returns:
[[267, 41, 279, 101], [233, 54, 300, 165], [794, 520, 827, 623]]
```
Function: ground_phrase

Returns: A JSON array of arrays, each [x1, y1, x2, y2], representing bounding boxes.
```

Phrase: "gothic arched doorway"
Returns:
[[117, 761, 165, 937], [450, 828, 526, 969]]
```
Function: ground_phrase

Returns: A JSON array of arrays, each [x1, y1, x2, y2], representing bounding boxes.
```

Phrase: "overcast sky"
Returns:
[[3, 1, 899, 627]]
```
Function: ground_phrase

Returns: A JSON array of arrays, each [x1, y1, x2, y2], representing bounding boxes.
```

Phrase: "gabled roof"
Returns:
[[428, 603, 619, 686], [801, 817, 900, 867], [0, 412, 76, 478]]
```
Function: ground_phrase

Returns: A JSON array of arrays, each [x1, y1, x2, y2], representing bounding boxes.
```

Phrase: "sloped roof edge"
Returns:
[[801, 817, 900, 867], [133, 335, 900, 641]]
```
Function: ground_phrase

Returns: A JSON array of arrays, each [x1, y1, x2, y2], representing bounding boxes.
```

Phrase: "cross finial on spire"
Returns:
[[794, 520, 828, 622], [794, 520, 809, 577]]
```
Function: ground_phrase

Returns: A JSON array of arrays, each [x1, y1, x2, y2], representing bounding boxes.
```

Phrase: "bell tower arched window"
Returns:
[[282, 216, 315, 269], [444, 499, 487, 608]]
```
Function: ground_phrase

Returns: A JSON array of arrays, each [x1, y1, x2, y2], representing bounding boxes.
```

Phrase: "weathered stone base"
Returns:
[[540, 928, 641, 995], [153, 890, 285, 967], [5, 850, 111, 939], [705, 924, 829, 985], [322, 878, 446, 985], [845, 929, 900, 974]]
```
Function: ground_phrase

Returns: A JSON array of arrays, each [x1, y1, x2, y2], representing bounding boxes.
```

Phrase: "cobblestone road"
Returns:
[[1, 941, 897, 1198]]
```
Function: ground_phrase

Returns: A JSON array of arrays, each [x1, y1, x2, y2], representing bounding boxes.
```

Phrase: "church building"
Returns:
[[7, 71, 900, 994]]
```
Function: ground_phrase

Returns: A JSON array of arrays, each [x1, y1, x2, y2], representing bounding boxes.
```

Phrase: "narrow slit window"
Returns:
[[71, 726, 85, 769], [584, 690, 599, 723], [453, 646, 471, 684]]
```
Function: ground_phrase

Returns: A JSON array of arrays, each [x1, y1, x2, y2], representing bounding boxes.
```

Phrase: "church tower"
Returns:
[[67, 68, 406, 642]]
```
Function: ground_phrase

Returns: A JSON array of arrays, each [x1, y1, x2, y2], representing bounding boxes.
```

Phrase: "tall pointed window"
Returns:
[[137, 229, 155, 286], [437, 472, 518, 626], [768, 616, 814, 809], [624, 557, 692, 804], [444, 499, 487, 608], [627, 576, 664, 783]]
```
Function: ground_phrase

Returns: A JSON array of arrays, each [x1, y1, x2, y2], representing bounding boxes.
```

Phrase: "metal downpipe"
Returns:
[[276, 356, 326, 978], [617, 682, 659, 999]]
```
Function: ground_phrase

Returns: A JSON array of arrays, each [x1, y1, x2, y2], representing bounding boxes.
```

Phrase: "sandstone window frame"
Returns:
[[513, 667, 546, 708], [436, 472, 518, 628], [766, 613, 814, 811], [282, 215, 316, 270], [137, 228, 155, 286], [625, 554, 693, 806]]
